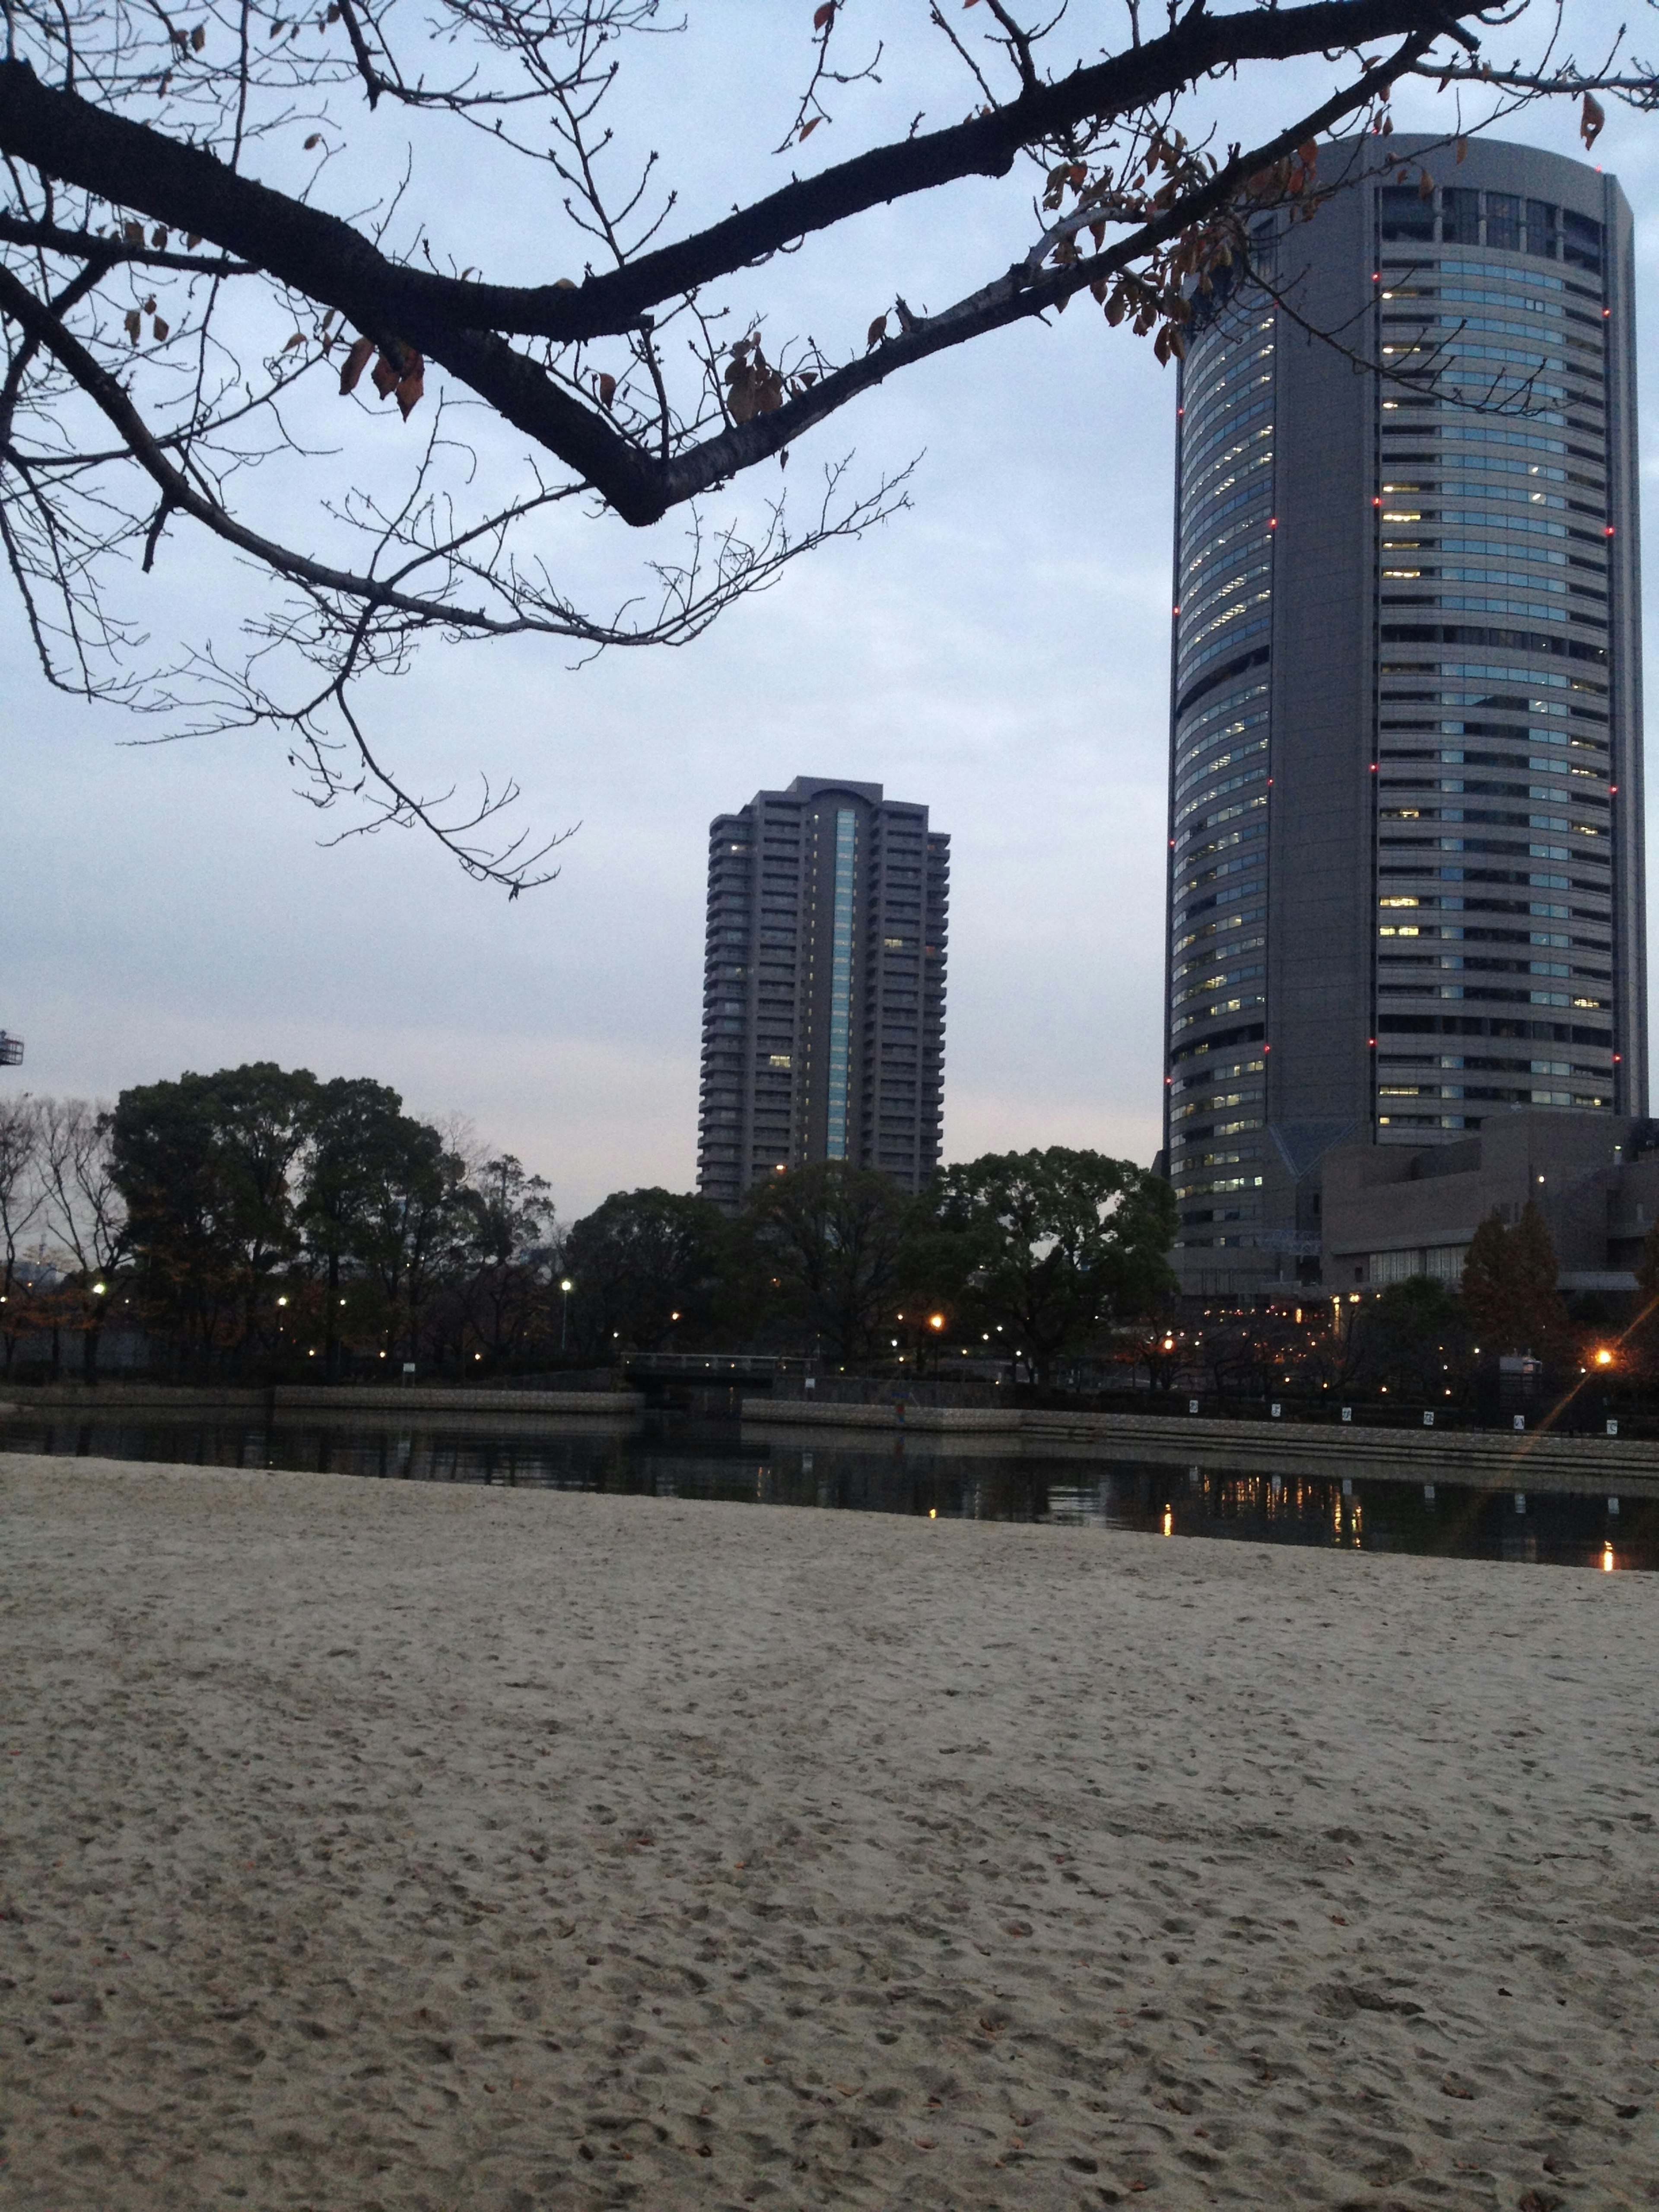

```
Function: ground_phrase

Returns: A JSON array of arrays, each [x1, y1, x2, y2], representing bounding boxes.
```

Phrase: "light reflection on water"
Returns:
[[0, 1410, 1649, 1572]]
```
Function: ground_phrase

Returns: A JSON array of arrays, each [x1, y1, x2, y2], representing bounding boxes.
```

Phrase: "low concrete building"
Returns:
[[1321, 1108, 1659, 1295]]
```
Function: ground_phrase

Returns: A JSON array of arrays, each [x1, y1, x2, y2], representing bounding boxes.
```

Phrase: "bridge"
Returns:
[[620, 1351, 794, 1388]]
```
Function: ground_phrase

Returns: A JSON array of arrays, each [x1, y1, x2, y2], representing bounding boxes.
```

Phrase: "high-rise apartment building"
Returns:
[[1164, 136, 1646, 1297], [696, 776, 949, 1207]]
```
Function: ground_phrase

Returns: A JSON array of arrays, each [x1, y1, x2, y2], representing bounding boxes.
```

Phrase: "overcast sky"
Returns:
[[4, 5, 1657, 1219]]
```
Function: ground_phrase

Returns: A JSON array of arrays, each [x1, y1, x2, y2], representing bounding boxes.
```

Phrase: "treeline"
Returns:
[[1158, 1199, 1659, 1406], [0, 1067, 558, 1379], [0, 1062, 1179, 1382]]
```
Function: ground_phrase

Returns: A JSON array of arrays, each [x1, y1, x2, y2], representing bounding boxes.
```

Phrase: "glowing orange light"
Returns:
[[928, 1313, 945, 1331], [1595, 1348, 1615, 1368], [1602, 1542, 1615, 1573]]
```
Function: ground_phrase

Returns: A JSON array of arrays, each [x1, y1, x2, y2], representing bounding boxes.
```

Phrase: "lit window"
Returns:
[[768, 1054, 792, 1068]]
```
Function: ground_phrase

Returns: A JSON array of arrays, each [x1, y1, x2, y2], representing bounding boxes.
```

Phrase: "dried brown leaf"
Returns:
[[865, 313, 888, 349], [395, 361, 425, 420], [338, 334, 373, 393], [1581, 92, 1606, 149]]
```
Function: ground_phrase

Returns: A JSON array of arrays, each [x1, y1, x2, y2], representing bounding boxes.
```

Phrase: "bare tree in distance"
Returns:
[[0, 0, 1650, 885], [0, 1093, 47, 1370], [34, 1097, 130, 1377]]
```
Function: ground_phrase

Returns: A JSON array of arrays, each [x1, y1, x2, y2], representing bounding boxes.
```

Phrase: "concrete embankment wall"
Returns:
[[747, 1401, 1659, 1493], [747, 1402, 1021, 1434], [0, 1382, 644, 1417]]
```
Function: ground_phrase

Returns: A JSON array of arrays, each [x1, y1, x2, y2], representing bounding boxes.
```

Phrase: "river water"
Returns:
[[0, 1406, 1649, 1572]]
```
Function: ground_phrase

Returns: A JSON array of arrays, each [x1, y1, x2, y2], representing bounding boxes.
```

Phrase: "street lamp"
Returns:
[[559, 1277, 574, 1353]]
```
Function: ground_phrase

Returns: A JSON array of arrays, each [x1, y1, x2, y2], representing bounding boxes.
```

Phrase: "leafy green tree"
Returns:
[[563, 1187, 731, 1356], [742, 1163, 912, 1365], [346, 1118, 472, 1365], [1344, 1276, 1474, 1401], [298, 1076, 414, 1380], [921, 1147, 1176, 1382], [1461, 1201, 1567, 1357], [110, 1063, 316, 1366], [457, 1155, 559, 1368]]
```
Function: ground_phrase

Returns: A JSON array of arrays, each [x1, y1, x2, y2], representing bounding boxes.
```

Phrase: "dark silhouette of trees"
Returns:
[[743, 1161, 912, 1365], [0, 1093, 47, 1373], [299, 1076, 428, 1377], [919, 1146, 1177, 1382], [453, 1155, 559, 1370], [110, 1062, 315, 1360], [561, 1186, 731, 1356], [1342, 1275, 1474, 1402], [1461, 1201, 1568, 1359], [0, 2, 1644, 878]]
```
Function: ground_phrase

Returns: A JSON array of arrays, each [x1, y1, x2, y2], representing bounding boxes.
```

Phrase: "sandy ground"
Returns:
[[1, 1456, 1656, 2212]]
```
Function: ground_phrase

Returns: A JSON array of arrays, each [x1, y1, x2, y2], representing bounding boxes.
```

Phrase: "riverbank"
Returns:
[[0, 1380, 643, 1416], [2, 1453, 1654, 2209], [749, 1400, 1659, 1494]]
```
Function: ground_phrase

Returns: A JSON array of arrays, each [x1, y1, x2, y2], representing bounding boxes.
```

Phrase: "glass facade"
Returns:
[[1372, 187, 1617, 1137], [1167, 286, 1275, 1237], [1163, 142, 1644, 1293]]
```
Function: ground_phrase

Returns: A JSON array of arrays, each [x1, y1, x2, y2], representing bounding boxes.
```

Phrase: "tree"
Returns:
[[1625, 1221, 1659, 1383], [455, 1154, 559, 1368], [0, 1094, 45, 1374], [1343, 1275, 1473, 1402], [563, 1186, 732, 1357], [920, 1146, 1176, 1383], [744, 1162, 912, 1365], [296, 1074, 410, 1379], [1461, 1201, 1567, 1358], [344, 1116, 472, 1364], [34, 1097, 130, 1379], [0, 3, 1640, 881], [110, 1062, 316, 1366]]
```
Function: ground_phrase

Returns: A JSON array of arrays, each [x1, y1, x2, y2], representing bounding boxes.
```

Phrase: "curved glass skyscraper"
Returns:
[[1164, 135, 1646, 1297]]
